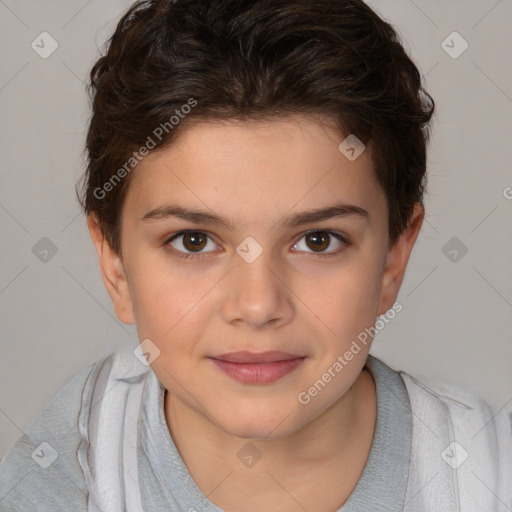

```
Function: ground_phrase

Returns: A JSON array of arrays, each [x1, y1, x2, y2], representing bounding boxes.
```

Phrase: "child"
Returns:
[[1, 0, 511, 510]]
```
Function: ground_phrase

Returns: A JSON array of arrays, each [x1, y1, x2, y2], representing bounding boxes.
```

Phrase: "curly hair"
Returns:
[[76, 0, 435, 257]]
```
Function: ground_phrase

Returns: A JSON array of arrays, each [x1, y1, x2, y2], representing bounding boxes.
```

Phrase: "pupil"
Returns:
[[184, 232, 206, 251], [308, 232, 329, 251]]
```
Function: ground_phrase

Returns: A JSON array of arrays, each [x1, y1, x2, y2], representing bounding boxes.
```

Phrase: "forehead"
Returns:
[[123, 115, 384, 222]]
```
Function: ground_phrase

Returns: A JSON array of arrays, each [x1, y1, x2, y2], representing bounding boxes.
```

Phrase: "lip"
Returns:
[[208, 351, 306, 384], [210, 350, 304, 363]]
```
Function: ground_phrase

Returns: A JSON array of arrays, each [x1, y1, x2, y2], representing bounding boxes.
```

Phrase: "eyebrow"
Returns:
[[140, 202, 369, 230]]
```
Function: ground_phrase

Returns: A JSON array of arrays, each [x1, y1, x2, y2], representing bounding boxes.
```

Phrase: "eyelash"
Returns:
[[163, 229, 351, 261]]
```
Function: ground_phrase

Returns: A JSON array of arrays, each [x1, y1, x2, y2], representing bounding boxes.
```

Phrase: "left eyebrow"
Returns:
[[282, 203, 369, 227], [139, 202, 369, 230]]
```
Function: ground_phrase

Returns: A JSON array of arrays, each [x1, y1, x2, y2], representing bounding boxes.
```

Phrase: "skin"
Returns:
[[88, 115, 423, 511]]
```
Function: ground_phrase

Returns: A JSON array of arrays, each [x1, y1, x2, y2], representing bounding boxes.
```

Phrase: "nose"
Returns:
[[221, 254, 295, 330]]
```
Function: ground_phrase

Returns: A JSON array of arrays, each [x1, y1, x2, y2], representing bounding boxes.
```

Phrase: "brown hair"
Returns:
[[76, 0, 435, 257]]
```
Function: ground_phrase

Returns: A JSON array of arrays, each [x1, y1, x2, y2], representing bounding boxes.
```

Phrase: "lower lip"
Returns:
[[209, 357, 306, 384]]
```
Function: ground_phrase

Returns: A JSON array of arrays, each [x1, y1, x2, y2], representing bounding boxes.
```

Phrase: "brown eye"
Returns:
[[305, 231, 331, 252], [292, 230, 348, 256], [166, 231, 216, 257], [182, 232, 208, 252]]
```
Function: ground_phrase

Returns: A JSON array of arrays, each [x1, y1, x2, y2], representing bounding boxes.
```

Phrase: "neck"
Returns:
[[163, 367, 376, 509]]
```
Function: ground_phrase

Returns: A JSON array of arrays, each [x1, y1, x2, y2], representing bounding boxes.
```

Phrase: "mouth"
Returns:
[[207, 351, 306, 384], [210, 350, 304, 363]]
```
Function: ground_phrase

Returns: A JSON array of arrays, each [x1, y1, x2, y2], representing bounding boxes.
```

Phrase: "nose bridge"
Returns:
[[234, 245, 280, 303], [222, 240, 293, 328], [233, 234, 278, 283]]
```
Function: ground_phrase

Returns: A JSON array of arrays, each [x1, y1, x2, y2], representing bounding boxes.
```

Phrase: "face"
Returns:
[[88, 115, 423, 440]]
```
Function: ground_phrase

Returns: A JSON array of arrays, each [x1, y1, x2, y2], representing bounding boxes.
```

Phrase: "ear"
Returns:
[[87, 213, 135, 324], [376, 203, 424, 316]]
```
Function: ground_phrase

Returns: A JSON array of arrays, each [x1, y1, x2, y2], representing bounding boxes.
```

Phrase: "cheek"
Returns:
[[295, 255, 382, 333], [127, 252, 210, 337], [130, 274, 205, 378]]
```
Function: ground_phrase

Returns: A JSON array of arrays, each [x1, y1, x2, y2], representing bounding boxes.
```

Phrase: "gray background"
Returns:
[[0, 0, 511, 459]]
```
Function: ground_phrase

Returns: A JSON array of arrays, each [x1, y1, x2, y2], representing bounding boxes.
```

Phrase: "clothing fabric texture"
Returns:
[[0, 344, 511, 511]]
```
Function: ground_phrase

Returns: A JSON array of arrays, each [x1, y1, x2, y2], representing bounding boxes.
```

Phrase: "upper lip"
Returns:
[[209, 351, 305, 363]]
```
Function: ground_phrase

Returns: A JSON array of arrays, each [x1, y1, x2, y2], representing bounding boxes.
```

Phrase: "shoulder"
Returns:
[[0, 354, 114, 511], [399, 369, 512, 431], [399, 369, 512, 444], [399, 370, 512, 510]]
